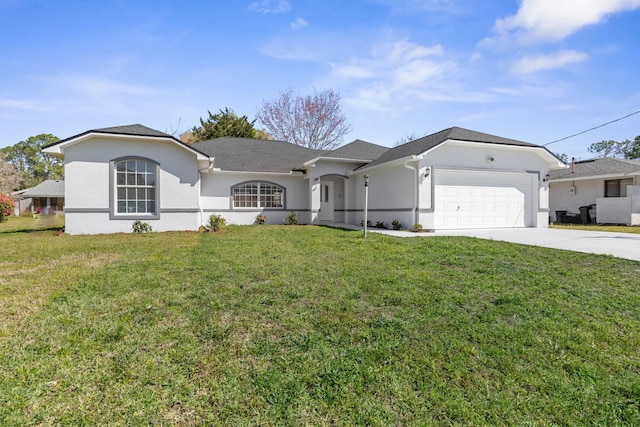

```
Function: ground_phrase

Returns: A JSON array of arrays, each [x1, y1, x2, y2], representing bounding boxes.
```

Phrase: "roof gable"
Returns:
[[363, 127, 541, 169], [92, 124, 172, 138], [42, 124, 210, 160]]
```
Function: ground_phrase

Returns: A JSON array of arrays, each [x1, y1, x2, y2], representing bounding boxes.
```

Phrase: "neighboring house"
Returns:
[[43, 124, 564, 235], [19, 179, 65, 214], [11, 188, 32, 215], [549, 157, 640, 225]]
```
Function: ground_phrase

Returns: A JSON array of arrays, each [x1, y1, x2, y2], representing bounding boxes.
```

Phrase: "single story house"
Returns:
[[15, 179, 65, 215], [549, 157, 640, 225], [10, 188, 32, 215], [43, 124, 564, 235]]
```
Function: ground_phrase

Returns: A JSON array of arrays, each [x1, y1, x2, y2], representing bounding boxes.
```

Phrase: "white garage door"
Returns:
[[434, 169, 533, 229]]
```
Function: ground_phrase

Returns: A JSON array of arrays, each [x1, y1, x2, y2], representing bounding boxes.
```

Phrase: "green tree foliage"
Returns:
[[1, 134, 63, 188], [256, 88, 352, 150], [554, 152, 569, 163], [191, 108, 269, 142], [588, 140, 620, 157], [588, 137, 640, 159], [619, 135, 640, 159]]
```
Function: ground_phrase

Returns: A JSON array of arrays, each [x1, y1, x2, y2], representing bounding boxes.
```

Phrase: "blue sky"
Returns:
[[1, 0, 639, 160]]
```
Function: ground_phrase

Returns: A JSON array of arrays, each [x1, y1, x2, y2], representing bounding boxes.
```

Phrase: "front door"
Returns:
[[319, 182, 334, 221]]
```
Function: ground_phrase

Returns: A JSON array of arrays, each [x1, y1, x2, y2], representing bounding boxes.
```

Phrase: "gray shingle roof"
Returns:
[[324, 139, 389, 161], [92, 124, 171, 137], [362, 126, 540, 169], [21, 179, 64, 198], [193, 137, 324, 173], [550, 157, 640, 180], [44, 124, 210, 158]]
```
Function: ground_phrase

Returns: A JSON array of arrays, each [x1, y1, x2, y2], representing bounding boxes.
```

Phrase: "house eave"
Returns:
[[301, 156, 374, 169], [550, 171, 640, 183], [349, 155, 419, 175], [207, 169, 305, 176]]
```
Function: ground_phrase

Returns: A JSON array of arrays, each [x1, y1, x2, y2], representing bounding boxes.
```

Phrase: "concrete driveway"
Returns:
[[432, 227, 640, 262], [329, 223, 640, 262]]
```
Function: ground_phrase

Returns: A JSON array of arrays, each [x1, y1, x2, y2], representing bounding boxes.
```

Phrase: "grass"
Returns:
[[0, 215, 65, 234], [550, 223, 640, 234], [0, 225, 639, 425]]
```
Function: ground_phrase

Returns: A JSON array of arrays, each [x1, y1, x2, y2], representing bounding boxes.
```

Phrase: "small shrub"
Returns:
[[375, 221, 387, 229], [208, 214, 227, 231], [131, 220, 153, 233], [283, 212, 298, 225], [255, 214, 266, 225], [0, 193, 15, 223], [391, 219, 402, 230], [412, 223, 423, 232], [360, 219, 372, 227]]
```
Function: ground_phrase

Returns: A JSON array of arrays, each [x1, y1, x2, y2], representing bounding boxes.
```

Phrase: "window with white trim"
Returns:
[[232, 182, 284, 208], [115, 159, 157, 215]]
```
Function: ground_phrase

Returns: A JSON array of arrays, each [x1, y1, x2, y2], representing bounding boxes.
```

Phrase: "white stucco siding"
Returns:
[[64, 212, 200, 235], [200, 172, 308, 224], [549, 179, 602, 221], [348, 166, 416, 228], [64, 151, 110, 209], [424, 141, 550, 173], [63, 137, 202, 234]]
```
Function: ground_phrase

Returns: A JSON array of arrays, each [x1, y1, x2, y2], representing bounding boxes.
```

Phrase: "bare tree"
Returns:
[[0, 152, 24, 193], [394, 133, 426, 147], [256, 88, 352, 150]]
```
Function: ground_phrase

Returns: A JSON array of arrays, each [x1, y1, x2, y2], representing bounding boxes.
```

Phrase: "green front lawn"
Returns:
[[551, 223, 640, 234], [0, 214, 65, 234], [0, 225, 638, 425]]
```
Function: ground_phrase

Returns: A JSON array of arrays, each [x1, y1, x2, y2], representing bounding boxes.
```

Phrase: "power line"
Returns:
[[543, 109, 640, 146]]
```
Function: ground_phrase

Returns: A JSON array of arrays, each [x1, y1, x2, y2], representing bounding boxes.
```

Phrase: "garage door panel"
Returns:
[[434, 170, 533, 229]]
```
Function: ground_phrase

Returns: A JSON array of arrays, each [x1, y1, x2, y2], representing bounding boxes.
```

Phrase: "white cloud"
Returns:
[[490, 0, 640, 44], [0, 98, 39, 110], [248, 0, 290, 14], [470, 52, 483, 63], [332, 64, 375, 80], [58, 75, 154, 97], [291, 17, 308, 30], [328, 40, 457, 110], [512, 50, 589, 74]]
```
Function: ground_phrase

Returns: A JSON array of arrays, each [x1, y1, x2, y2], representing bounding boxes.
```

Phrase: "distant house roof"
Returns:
[[362, 126, 548, 170], [43, 124, 210, 160], [21, 180, 64, 198], [193, 137, 324, 173], [550, 157, 640, 181]]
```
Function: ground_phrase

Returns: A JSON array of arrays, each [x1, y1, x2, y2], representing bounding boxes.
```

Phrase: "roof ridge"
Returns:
[[608, 156, 640, 166]]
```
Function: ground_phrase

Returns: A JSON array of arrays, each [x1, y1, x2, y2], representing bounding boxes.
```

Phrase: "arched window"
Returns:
[[114, 158, 158, 215], [232, 182, 284, 209]]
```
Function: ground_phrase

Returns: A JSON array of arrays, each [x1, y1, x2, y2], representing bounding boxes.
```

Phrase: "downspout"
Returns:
[[197, 159, 215, 227], [403, 156, 419, 225]]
